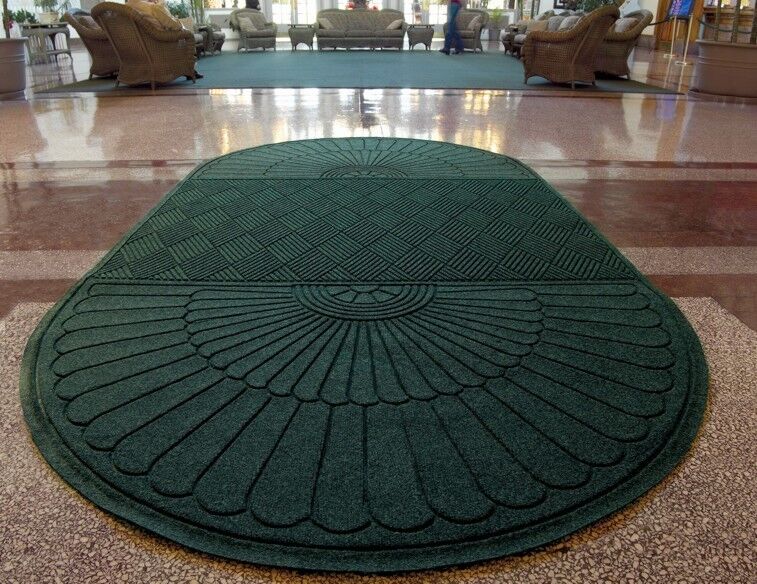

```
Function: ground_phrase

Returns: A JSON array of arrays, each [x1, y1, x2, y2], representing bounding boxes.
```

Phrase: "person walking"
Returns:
[[439, 0, 464, 55]]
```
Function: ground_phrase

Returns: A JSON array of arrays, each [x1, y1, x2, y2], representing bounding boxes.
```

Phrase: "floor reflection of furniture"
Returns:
[[21, 23, 72, 64], [289, 25, 315, 50], [408, 24, 434, 50]]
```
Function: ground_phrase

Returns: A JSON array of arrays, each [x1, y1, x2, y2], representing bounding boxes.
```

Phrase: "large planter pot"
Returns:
[[0, 38, 28, 100], [689, 40, 757, 101], [38, 12, 59, 25]]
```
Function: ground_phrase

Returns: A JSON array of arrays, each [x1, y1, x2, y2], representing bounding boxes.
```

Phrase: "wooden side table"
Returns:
[[407, 24, 434, 51], [21, 23, 71, 65], [289, 25, 315, 51]]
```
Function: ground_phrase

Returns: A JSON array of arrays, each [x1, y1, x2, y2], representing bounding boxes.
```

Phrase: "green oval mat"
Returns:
[[21, 139, 708, 572]]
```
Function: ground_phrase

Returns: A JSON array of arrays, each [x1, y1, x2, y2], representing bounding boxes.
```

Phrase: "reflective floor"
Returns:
[[0, 40, 756, 583], [2, 43, 755, 327]]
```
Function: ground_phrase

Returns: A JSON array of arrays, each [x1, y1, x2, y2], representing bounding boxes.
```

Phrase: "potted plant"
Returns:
[[34, 0, 58, 24], [690, 0, 757, 99], [166, 1, 190, 19], [488, 8, 505, 41], [1, 1, 28, 99]]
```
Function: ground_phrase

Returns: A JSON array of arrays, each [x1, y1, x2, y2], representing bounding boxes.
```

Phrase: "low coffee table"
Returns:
[[407, 24, 434, 51], [289, 24, 315, 51]]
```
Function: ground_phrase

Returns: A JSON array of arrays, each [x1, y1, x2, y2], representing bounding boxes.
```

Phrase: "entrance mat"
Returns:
[[21, 139, 707, 572], [40, 51, 675, 94]]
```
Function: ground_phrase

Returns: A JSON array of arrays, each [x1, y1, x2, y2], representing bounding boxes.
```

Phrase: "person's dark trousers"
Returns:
[[443, 3, 463, 52]]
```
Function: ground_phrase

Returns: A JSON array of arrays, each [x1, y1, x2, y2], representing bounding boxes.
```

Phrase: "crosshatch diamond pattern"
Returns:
[[97, 178, 635, 282]]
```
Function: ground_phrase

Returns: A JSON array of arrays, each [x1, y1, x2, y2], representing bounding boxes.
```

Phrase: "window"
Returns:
[[270, 0, 318, 25]]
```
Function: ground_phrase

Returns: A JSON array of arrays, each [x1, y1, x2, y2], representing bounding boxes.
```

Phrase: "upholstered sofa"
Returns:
[[230, 8, 277, 51], [594, 9, 653, 77], [442, 8, 488, 52], [314, 9, 406, 50]]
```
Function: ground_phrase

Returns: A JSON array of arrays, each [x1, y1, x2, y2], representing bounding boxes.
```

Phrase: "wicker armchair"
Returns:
[[229, 9, 277, 51], [595, 9, 653, 78], [63, 9, 119, 79], [443, 8, 489, 52], [522, 5, 619, 89], [92, 2, 197, 90]]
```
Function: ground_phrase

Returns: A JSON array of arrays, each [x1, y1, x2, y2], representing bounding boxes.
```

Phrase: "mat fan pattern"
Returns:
[[21, 138, 707, 572]]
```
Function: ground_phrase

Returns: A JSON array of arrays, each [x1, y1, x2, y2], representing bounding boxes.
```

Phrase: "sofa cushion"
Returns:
[[557, 15, 582, 30], [380, 29, 405, 38], [318, 17, 334, 29], [546, 16, 565, 31], [348, 29, 374, 37], [513, 33, 527, 44], [129, 0, 181, 31], [526, 20, 549, 32], [150, 3, 183, 31], [386, 18, 403, 30], [614, 17, 639, 33], [316, 28, 345, 37], [467, 15, 482, 29], [237, 16, 257, 32]]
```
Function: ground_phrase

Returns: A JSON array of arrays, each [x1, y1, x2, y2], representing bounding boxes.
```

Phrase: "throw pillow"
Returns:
[[318, 17, 334, 29], [238, 16, 258, 32], [150, 3, 183, 30], [557, 15, 581, 31], [526, 20, 549, 32], [614, 17, 638, 33], [386, 18, 403, 30], [467, 15, 482, 30], [516, 19, 528, 33], [546, 15, 565, 31]]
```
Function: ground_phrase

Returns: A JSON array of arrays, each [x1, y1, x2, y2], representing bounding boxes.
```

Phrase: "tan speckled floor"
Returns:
[[1, 298, 754, 583]]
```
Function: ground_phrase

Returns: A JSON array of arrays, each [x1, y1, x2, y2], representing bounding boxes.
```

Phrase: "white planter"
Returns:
[[0, 38, 28, 100], [38, 12, 59, 24]]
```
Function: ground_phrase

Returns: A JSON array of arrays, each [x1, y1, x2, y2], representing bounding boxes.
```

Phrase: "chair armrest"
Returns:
[[140, 20, 196, 43], [526, 28, 580, 44]]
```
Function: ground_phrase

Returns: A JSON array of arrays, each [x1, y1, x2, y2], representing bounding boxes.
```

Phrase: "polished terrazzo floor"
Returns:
[[1, 40, 756, 582]]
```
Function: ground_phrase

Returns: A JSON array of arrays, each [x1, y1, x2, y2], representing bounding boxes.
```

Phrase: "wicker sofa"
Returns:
[[595, 9, 653, 77], [314, 9, 406, 50], [522, 5, 619, 89], [91, 2, 197, 89], [442, 8, 488, 52], [63, 9, 119, 78], [230, 8, 277, 51]]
